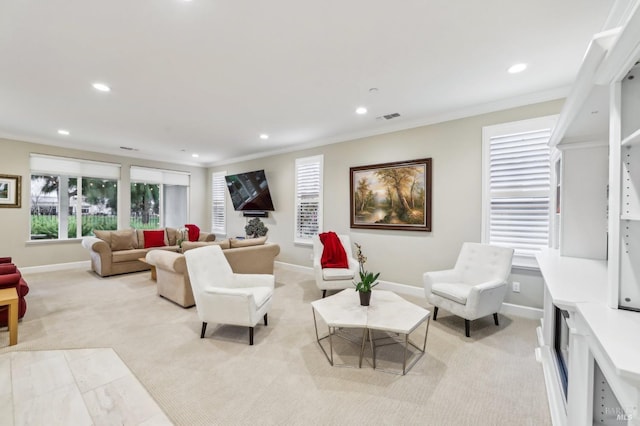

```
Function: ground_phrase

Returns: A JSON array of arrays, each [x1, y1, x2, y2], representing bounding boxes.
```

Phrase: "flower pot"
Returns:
[[359, 291, 371, 306]]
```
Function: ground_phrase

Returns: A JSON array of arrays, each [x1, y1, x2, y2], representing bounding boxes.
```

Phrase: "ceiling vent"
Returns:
[[377, 113, 401, 120]]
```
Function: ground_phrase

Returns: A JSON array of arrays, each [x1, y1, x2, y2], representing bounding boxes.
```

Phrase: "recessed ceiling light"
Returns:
[[355, 107, 368, 115], [92, 82, 111, 92], [260, 134, 269, 140], [192, 153, 199, 158], [57, 129, 70, 135], [507, 63, 527, 74]]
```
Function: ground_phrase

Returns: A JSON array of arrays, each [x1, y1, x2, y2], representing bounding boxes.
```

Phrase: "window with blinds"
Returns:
[[211, 171, 226, 235], [130, 166, 190, 228], [482, 116, 556, 268], [29, 154, 121, 240], [295, 155, 323, 244]]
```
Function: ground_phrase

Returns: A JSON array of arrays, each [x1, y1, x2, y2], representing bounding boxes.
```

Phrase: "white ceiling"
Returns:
[[0, 0, 614, 166]]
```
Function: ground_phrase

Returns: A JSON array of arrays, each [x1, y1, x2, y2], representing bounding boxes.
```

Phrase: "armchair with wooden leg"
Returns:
[[312, 233, 359, 298], [184, 245, 275, 345], [423, 242, 514, 337]]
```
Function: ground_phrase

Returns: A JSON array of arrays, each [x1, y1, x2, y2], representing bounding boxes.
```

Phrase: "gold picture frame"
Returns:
[[350, 158, 432, 231], [0, 174, 22, 208]]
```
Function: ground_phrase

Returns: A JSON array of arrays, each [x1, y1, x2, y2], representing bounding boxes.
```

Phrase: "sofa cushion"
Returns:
[[112, 248, 151, 263], [229, 236, 267, 248], [165, 227, 178, 246], [110, 229, 138, 251], [182, 239, 230, 252], [137, 229, 169, 249], [94, 230, 112, 245], [143, 230, 166, 248]]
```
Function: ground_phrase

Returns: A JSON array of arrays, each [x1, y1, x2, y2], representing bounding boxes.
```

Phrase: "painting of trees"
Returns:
[[350, 158, 432, 231]]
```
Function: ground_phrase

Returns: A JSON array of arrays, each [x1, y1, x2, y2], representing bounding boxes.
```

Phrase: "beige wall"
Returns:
[[212, 99, 564, 308], [0, 138, 208, 267], [0, 99, 562, 308]]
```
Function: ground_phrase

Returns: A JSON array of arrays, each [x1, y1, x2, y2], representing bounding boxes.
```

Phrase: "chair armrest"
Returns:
[[146, 250, 186, 273], [0, 272, 21, 288], [82, 237, 110, 254], [199, 232, 216, 242], [348, 258, 359, 271], [233, 273, 275, 289], [466, 280, 508, 317], [423, 269, 460, 293], [0, 264, 17, 275], [202, 287, 251, 297]]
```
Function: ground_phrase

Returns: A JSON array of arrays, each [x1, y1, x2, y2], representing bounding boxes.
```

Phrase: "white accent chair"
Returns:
[[184, 245, 275, 345], [312, 234, 359, 298], [423, 242, 514, 337]]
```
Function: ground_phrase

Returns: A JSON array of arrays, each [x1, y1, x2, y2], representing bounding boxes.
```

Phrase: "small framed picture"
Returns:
[[0, 174, 22, 208]]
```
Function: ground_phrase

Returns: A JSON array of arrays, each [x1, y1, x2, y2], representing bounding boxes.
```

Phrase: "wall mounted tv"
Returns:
[[224, 169, 275, 214]]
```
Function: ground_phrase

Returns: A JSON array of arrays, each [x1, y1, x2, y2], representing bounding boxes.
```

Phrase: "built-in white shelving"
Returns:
[[537, 1, 640, 424], [621, 128, 640, 147]]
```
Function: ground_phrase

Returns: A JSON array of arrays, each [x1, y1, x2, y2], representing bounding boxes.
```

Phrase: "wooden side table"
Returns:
[[0, 287, 18, 346], [138, 258, 157, 281]]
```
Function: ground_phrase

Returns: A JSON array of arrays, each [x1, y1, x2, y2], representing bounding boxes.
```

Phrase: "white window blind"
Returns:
[[295, 155, 323, 244], [211, 171, 226, 235], [30, 154, 120, 179], [130, 166, 190, 186], [482, 116, 556, 268]]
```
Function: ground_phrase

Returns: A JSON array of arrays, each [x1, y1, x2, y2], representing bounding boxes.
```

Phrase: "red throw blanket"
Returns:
[[319, 231, 348, 269], [185, 224, 200, 242]]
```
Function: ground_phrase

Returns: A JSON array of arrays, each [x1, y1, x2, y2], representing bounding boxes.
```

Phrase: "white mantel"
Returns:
[[536, 249, 640, 425]]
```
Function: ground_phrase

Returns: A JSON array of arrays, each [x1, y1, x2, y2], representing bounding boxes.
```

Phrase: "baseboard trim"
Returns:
[[274, 261, 312, 274], [500, 303, 543, 320], [275, 261, 425, 298], [21, 261, 90, 274], [276, 261, 541, 318]]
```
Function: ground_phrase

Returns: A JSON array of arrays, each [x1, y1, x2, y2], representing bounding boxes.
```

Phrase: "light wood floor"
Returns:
[[0, 348, 171, 425]]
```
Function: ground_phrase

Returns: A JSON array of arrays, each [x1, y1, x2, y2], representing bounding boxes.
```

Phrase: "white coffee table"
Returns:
[[311, 289, 431, 375]]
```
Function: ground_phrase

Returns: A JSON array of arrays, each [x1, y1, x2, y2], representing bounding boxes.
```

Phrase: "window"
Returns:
[[130, 166, 190, 229], [482, 116, 556, 268], [211, 171, 226, 235], [295, 155, 323, 244], [29, 154, 120, 240]]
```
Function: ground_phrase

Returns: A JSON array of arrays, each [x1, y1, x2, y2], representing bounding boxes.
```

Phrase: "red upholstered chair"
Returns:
[[0, 257, 12, 264], [0, 263, 29, 326]]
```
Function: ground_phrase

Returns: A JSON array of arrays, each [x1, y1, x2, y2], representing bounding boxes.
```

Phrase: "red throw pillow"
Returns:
[[185, 224, 200, 242], [143, 230, 166, 248]]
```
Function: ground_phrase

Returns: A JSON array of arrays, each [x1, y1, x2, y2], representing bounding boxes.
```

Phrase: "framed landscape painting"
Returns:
[[350, 158, 432, 231], [0, 174, 21, 208]]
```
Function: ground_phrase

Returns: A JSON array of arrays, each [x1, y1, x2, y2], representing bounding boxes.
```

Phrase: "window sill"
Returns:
[[25, 238, 83, 246], [512, 255, 540, 271]]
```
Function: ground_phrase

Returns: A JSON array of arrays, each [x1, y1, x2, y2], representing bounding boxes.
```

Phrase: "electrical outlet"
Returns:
[[512, 281, 521, 293]]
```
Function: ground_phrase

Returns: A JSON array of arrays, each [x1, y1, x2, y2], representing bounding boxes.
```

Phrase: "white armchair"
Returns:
[[423, 242, 514, 337], [184, 245, 275, 345], [312, 234, 359, 298]]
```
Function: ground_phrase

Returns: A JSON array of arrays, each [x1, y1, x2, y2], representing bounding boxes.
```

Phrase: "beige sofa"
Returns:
[[81, 227, 215, 277], [145, 238, 280, 307]]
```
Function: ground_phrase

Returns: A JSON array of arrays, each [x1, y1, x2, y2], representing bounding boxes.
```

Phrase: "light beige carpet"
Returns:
[[0, 265, 550, 426]]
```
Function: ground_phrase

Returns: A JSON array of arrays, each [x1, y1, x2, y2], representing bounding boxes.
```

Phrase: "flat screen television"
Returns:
[[224, 169, 275, 212]]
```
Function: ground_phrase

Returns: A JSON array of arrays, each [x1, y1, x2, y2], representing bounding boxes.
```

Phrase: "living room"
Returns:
[[2, 1, 640, 425]]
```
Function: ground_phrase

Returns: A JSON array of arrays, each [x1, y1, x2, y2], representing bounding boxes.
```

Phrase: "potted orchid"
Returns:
[[176, 227, 189, 250], [353, 243, 380, 306]]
